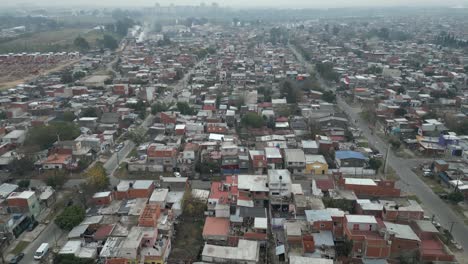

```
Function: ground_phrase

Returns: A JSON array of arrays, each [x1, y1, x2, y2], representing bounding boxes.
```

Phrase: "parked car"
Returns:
[[27, 220, 39, 231], [9, 253, 24, 264], [423, 169, 433, 177]]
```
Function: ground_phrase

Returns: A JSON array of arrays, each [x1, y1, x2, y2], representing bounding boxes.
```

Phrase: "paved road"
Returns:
[[289, 43, 468, 254], [16, 222, 63, 264], [337, 96, 468, 253]]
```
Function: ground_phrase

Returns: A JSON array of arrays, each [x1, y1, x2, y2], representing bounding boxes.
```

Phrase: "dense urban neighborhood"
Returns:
[[0, 4, 468, 264]]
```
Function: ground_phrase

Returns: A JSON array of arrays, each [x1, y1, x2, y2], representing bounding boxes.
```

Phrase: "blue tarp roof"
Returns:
[[335, 150, 366, 160]]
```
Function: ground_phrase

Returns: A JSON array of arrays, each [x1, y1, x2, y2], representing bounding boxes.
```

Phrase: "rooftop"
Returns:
[[203, 217, 230, 237]]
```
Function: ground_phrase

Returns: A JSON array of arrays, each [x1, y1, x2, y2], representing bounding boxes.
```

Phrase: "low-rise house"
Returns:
[[343, 215, 391, 258], [147, 145, 178, 172], [202, 217, 230, 242], [305, 154, 328, 175], [335, 151, 367, 168], [6, 191, 41, 218], [283, 149, 306, 174], [264, 147, 283, 169], [201, 239, 260, 264], [301, 140, 319, 154]]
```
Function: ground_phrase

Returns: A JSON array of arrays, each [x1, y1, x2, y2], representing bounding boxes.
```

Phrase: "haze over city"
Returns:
[[0, 2, 468, 264], [5, 0, 468, 8]]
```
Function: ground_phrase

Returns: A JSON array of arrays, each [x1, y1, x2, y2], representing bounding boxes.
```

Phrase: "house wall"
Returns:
[[305, 162, 328, 175], [390, 238, 419, 256]]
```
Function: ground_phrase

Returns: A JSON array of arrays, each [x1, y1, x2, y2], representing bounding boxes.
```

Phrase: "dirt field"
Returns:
[[0, 59, 79, 90]]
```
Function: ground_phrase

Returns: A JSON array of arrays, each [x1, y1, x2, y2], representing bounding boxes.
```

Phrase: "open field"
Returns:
[[0, 28, 121, 53], [0, 59, 79, 90]]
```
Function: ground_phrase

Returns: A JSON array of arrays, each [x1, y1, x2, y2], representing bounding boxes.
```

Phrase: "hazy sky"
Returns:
[[6, 0, 467, 8]]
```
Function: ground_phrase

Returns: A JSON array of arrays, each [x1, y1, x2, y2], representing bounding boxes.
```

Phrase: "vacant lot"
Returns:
[[0, 28, 121, 53], [169, 219, 204, 262]]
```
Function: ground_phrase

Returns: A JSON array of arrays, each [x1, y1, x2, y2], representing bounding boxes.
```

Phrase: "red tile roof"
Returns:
[[203, 217, 230, 237]]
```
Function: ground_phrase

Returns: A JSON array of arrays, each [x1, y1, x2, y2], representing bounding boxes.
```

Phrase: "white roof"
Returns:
[[254, 217, 268, 229], [344, 178, 377, 186], [301, 140, 318, 149], [305, 155, 327, 164], [7, 191, 35, 200], [3, 130, 25, 139], [149, 188, 169, 203], [289, 256, 333, 264], [117, 180, 133, 191], [264, 147, 282, 158], [384, 222, 420, 241], [291, 184, 303, 195], [237, 175, 269, 192], [59, 240, 81, 255], [202, 239, 259, 262], [133, 180, 153, 189], [93, 191, 111, 199], [346, 215, 377, 224], [0, 183, 18, 198], [268, 169, 291, 183]]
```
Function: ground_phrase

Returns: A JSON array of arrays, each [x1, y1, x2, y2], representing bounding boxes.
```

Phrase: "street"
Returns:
[[290, 43, 468, 254], [337, 96, 468, 253], [13, 223, 63, 264]]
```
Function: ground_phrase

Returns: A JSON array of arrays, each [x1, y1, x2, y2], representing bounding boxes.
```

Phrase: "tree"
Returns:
[[151, 102, 173, 114], [182, 190, 207, 218], [0, 111, 7, 120], [176, 102, 196, 115], [63, 111, 76, 122], [447, 191, 464, 204], [128, 127, 147, 145], [321, 91, 336, 103], [73, 71, 86, 81], [9, 156, 35, 176], [55, 205, 85, 230], [241, 112, 264, 128], [394, 108, 407, 117], [86, 163, 109, 191], [369, 158, 383, 172], [336, 238, 354, 257], [80, 107, 98, 117], [73, 36, 90, 51], [25, 122, 81, 149], [54, 254, 94, 264], [61, 72, 73, 84], [46, 173, 66, 189], [280, 80, 301, 104], [102, 34, 118, 50], [18, 179, 30, 189], [389, 138, 401, 149]]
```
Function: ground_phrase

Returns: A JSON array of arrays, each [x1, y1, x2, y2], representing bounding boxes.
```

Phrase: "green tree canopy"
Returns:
[[86, 163, 109, 191], [151, 102, 173, 115], [369, 158, 383, 172], [321, 90, 336, 103], [55, 205, 85, 230], [177, 102, 196, 115], [73, 36, 90, 51], [241, 112, 265, 128], [101, 34, 118, 50], [280, 80, 302, 103], [54, 254, 94, 264], [25, 122, 81, 149]]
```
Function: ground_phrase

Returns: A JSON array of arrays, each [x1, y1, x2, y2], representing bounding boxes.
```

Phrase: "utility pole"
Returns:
[[449, 221, 456, 234], [383, 143, 391, 180]]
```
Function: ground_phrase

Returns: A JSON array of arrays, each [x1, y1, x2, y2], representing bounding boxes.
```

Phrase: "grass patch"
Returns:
[[0, 28, 121, 53], [169, 220, 204, 261], [406, 195, 422, 204], [10, 241, 30, 255], [126, 148, 138, 158]]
